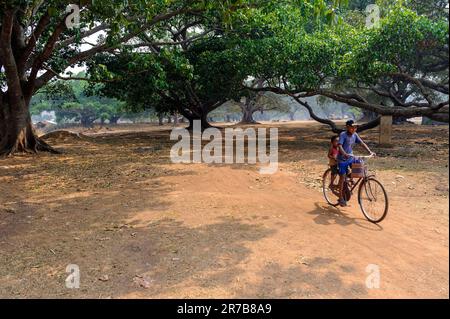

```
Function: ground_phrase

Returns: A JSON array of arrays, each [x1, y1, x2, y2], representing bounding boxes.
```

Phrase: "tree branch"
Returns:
[[18, 11, 51, 72], [126, 29, 215, 48], [57, 23, 110, 49], [35, 7, 200, 91], [291, 94, 381, 133], [28, 14, 70, 90], [0, 8, 24, 106]]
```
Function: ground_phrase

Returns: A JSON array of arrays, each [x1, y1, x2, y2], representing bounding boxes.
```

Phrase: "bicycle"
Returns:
[[322, 155, 389, 224]]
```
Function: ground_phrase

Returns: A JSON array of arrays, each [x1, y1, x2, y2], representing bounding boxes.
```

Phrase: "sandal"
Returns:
[[339, 199, 347, 207]]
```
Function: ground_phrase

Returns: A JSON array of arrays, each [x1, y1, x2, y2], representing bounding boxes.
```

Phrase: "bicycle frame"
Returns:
[[346, 176, 363, 193], [326, 155, 376, 201], [323, 155, 389, 223], [346, 173, 375, 190], [346, 155, 375, 193]]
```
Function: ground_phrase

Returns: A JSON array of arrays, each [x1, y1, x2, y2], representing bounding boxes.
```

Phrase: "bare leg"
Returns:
[[330, 174, 337, 189], [338, 174, 346, 206]]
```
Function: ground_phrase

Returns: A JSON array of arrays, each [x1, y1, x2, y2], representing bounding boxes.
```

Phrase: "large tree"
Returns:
[[87, 0, 348, 129], [241, 3, 449, 130], [31, 78, 125, 126], [0, 0, 257, 156], [317, 7, 449, 124], [87, 34, 248, 129]]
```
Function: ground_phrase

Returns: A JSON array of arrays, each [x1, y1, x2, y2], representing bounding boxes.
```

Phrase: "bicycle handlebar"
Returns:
[[349, 154, 376, 159]]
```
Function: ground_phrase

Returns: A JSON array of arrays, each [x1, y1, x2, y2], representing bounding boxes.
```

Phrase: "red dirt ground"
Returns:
[[0, 122, 448, 298]]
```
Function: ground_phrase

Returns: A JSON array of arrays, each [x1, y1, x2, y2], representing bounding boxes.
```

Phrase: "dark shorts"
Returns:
[[330, 165, 339, 175]]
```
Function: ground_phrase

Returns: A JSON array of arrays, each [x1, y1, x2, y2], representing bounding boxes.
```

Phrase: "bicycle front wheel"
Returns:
[[322, 169, 340, 206], [358, 178, 389, 223]]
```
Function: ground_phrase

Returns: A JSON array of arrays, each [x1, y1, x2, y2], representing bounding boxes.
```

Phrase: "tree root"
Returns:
[[0, 136, 61, 158], [35, 137, 61, 154], [40, 130, 85, 141], [239, 120, 261, 125]]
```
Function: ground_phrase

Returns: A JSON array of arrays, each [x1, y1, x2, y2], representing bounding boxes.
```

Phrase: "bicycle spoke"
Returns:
[[359, 179, 388, 223], [323, 169, 340, 206]]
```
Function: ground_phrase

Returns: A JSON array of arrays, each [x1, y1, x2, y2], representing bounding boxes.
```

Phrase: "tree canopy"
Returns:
[[31, 77, 126, 126], [1, 0, 448, 155], [0, 0, 271, 154], [237, 2, 449, 128]]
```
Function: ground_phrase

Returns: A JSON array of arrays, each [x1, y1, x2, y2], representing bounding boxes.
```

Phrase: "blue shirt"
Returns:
[[338, 131, 362, 162]]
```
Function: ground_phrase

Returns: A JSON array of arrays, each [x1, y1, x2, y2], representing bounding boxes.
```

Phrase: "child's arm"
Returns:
[[356, 134, 376, 156], [361, 141, 374, 155], [338, 144, 350, 159], [327, 146, 335, 159]]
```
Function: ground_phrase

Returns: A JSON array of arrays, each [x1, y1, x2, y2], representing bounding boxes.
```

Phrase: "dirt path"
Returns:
[[119, 164, 449, 298], [0, 123, 448, 298]]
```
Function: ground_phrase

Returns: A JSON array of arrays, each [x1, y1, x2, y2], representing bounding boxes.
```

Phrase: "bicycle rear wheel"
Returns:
[[358, 177, 389, 223], [322, 169, 340, 206]]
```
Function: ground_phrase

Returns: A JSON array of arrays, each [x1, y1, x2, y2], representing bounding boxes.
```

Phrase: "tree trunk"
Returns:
[[239, 96, 260, 124], [186, 112, 212, 131], [240, 108, 258, 124], [0, 100, 58, 156], [289, 112, 295, 121], [110, 116, 120, 125], [158, 114, 164, 126], [80, 116, 94, 128]]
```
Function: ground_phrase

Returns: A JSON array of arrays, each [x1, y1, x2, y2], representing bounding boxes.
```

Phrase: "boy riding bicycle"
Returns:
[[337, 120, 376, 207]]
